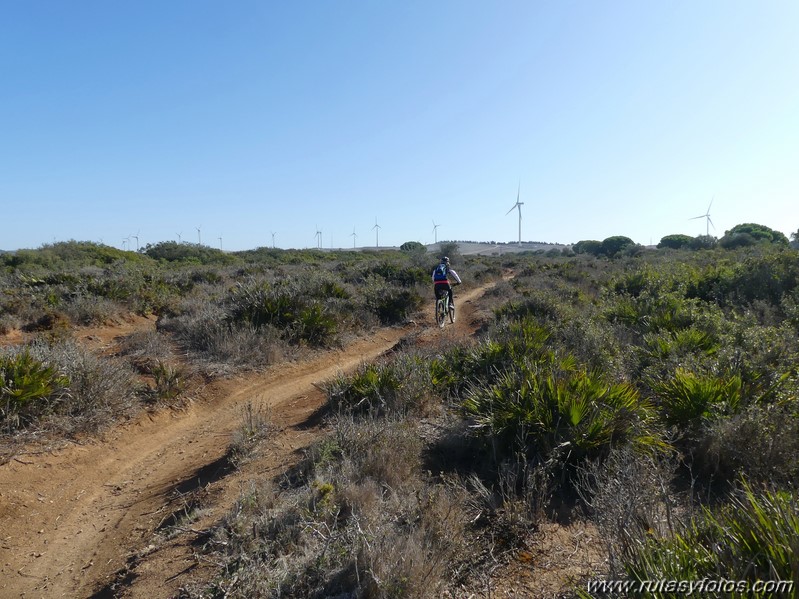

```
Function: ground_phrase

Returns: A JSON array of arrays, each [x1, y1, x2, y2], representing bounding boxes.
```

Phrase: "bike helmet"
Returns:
[[441, 256, 450, 264]]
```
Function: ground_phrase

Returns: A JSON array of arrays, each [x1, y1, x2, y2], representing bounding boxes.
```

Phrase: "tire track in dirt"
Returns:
[[0, 281, 496, 598]]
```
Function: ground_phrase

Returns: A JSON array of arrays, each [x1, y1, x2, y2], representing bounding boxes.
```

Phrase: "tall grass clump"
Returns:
[[617, 483, 799, 597], [327, 353, 436, 416], [227, 279, 339, 347]]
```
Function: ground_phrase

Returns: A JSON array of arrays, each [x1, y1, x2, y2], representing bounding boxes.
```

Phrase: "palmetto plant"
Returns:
[[1, 350, 69, 430], [431, 318, 553, 396], [621, 483, 799, 597], [464, 355, 658, 470], [227, 280, 338, 347], [651, 368, 742, 428]]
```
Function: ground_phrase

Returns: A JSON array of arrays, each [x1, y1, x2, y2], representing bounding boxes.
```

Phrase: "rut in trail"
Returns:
[[0, 281, 495, 599]]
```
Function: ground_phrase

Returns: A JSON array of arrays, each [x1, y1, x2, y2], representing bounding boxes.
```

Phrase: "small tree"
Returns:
[[657, 234, 693, 250], [689, 235, 717, 250], [600, 236, 636, 258], [399, 241, 425, 254], [573, 240, 603, 256], [437, 242, 461, 264], [721, 223, 789, 246]]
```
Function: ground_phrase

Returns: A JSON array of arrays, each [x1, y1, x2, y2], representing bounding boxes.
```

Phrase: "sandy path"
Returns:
[[0, 283, 492, 598]]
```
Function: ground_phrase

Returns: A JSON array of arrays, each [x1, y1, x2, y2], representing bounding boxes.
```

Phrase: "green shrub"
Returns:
[[363, 277, 422, 324], [1, 350, 69, 431], [327, 354, 434, 416], [650, 369, 742, 429], [621, 484, 799, 597], [226, 281, 338, 347], [151, 361, 185, 403], [431, 318, 552, 397], [463, 355, 658, 473], [657, 234, 693, 250], [2, 341, 138, 434]]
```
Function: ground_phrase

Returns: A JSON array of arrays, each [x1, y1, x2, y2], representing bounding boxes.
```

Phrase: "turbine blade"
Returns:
[[506, 206, 516, 215], [708, 217, 715, 230]]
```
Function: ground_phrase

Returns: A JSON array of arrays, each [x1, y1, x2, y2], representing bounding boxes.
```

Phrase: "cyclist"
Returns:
[[432, 256, 462, 312]]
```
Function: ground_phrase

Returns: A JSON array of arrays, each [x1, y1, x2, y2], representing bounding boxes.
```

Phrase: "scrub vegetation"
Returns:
[[2, 233, 798, 597]]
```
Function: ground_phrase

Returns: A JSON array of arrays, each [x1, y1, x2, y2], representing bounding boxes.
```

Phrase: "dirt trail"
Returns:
[[0, 282, 494, 598]]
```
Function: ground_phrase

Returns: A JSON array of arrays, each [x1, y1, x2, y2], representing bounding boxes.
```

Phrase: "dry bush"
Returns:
[[697, 402, 799, 489], [331, 413, 423, 489], [118, 329, 176, 376], [61, 294, 124, 325], [189, 415, 472, 598], [159, 301, 287, 374], [229, 400, 275, 466], [118, 329, 174, 361], [0, 313, 21, 335], [18, 339, 139, 434], [577, 446, 681, 577]]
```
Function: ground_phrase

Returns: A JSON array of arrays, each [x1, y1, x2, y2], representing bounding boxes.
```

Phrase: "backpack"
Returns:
[[433, 263, 448, 282]]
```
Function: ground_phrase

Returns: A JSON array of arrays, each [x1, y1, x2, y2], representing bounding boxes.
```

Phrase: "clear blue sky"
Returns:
[[2, 1, 798, 251]]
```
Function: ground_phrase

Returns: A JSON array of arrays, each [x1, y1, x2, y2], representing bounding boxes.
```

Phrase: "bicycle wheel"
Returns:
[[436, 299, 446, 328]]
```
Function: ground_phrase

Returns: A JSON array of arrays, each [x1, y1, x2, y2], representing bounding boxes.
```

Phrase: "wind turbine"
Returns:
[[218, 236, 223, 250], [271, 231, 276, 249], [351, 226, 357, 249], [690, 198, 715, 236], [122, 238, 128, 251], [196, 226, 202, 246], [432, 220, 440, 244], [176, 232, 183, 244], [314, 226, 323, 249], [131, 230, 140, 251], [506, 182, 524, 245], [372, 218, 381, 248]]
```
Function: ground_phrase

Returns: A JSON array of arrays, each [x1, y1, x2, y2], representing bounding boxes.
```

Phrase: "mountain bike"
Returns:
[[435, 283, 459, 328]]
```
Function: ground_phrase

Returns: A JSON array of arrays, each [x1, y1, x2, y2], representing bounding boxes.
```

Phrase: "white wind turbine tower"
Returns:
[[432, 220, 440, 244], [196, 226, 202, 246], [351, 226, 357, 249], [372, 218, 381, 248], [271, 232, 276, 249], [314, 226, 323, 249], [131, 230, 140, 251], [506, 183, 524, 245], [218, 236, 223, 250], [176, 232, 183, 244], [690, 197, 715, 236]]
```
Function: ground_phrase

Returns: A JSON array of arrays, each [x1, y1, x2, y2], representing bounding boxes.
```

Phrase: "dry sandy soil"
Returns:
[[0, 279, 604, 598]]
